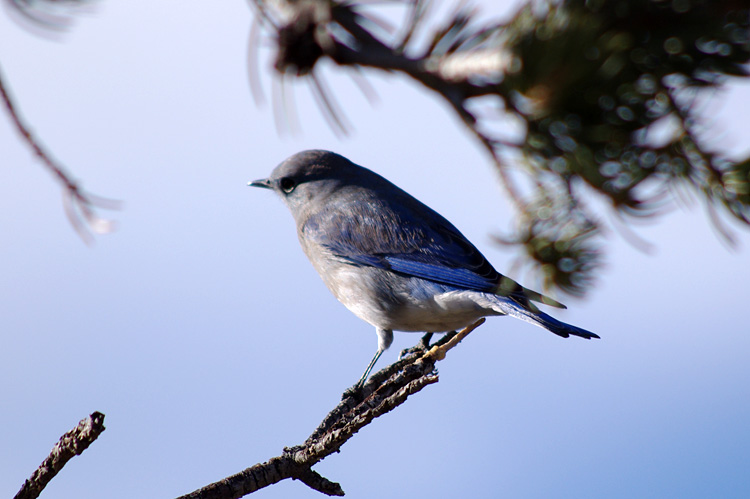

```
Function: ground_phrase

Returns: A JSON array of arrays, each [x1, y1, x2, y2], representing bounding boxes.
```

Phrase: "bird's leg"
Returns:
[[355, 348, 384, 390], [398, 332, 434, 359], [352, 328, 393, 390], [418, 332, 434, 350]]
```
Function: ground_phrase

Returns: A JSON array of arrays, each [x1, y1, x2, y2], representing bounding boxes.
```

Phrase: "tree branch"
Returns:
[[0, 63, 118, 243], [253, 0, 750, 297], [176, 319, 484, 498], [14, 411, 106, 499]]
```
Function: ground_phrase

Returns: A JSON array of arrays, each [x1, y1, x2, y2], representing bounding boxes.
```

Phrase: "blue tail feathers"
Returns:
[[498, 298, 600, 339], [531, 310, 599, 339]]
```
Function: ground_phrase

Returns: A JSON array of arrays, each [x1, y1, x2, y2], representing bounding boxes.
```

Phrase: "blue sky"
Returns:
[[1, 1, 749, 498]]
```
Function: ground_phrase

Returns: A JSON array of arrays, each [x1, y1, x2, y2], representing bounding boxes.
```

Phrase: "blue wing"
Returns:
[[302, 189, 565, 309]]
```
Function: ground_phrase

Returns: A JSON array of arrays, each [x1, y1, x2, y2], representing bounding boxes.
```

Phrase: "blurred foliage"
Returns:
[[253, 0, 750, 296], [501, 1, 750, 293], [495, 181, 601, 295], [5, 0, 93, 29], [5, 0, 749, 295]]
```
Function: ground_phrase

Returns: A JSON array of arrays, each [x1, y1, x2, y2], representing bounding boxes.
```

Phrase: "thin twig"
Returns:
[[324, 5, 527, 213], [1, 64, 118, 242]]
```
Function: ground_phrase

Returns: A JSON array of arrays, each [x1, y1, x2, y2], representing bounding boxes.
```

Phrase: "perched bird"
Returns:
[[250, 150, 598, 386]]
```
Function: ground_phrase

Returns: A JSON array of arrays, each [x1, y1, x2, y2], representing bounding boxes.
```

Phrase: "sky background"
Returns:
[[1, 1, 749, 498]]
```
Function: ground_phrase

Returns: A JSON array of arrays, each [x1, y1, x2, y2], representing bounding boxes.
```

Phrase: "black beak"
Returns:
[[248, 178, 272, 189]]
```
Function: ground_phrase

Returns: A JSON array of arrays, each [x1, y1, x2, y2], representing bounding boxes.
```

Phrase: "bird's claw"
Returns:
[[398, 332, 434, 360]]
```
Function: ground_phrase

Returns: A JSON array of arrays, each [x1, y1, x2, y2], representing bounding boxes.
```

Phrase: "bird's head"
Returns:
[[249, 149, 379, 219]]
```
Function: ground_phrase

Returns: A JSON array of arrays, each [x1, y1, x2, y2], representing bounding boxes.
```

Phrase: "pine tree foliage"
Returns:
[[251, 0, 750, 295], [8, 0, 750, 295]]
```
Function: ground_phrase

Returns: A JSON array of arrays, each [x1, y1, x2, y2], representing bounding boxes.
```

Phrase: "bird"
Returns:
[[249, 150, 598, 387]]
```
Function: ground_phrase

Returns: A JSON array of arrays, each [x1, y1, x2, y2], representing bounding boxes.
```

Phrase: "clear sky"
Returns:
[[1, 1, 749, 498]]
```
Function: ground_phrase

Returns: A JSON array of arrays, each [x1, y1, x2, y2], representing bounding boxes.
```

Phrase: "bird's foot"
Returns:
[[398, 332, 434, 360]]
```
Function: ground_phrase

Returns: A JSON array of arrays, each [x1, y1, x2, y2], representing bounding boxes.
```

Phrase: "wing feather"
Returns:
[[302, 189, 565, 309]]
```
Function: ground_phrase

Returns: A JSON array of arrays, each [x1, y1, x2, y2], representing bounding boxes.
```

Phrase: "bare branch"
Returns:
[[176, 320, 484, 499], [0, 64, 119, 243], [14, 412, 106, 499]]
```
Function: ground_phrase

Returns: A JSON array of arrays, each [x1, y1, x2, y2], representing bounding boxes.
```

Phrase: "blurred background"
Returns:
[[1, 1, 749, 498]]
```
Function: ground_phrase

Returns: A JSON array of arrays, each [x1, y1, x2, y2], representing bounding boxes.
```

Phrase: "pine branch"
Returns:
[[252, 0, 750, 296]]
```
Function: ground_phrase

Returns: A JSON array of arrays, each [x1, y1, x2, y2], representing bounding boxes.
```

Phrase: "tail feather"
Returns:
[[495, 298, 599, 339], [529, 310, 599, 339]]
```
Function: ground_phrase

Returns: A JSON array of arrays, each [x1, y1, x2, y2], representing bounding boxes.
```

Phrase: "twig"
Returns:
[[0, 64, 119, 243], [175, 320, 484, 499], [14, 412, 106, 499], [254, 0, 527, 217]]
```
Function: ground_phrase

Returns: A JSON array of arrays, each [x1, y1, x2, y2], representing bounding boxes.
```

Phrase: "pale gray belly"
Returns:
[[316, 262, 504, 332]]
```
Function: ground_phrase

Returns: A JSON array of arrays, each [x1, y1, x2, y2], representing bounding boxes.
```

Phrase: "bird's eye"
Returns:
[[279, 177, 296, 193]]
